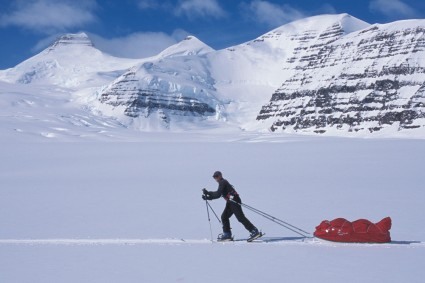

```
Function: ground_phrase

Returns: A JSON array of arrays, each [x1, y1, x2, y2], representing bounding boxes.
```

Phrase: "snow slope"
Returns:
[[0, 80, 138, 141], [158, 35, 215, 58], [0, 139, 424, 282]]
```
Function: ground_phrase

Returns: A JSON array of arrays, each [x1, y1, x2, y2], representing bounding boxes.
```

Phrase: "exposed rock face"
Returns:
[[46, 33, 94, 51], [98, 54, 220, 127], [257, 21, 425, 134], [99, 69, 216, 120]]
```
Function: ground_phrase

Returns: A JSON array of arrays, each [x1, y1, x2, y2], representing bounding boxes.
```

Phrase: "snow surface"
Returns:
[[0, 139, 424, 282]]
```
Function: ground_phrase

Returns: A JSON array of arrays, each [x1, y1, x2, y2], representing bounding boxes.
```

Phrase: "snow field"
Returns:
[[0, 139, 424, 282], [1, 241, 423, 283]]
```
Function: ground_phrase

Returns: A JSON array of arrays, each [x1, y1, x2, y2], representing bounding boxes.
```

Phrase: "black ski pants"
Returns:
[[221, 195, 256, 233]]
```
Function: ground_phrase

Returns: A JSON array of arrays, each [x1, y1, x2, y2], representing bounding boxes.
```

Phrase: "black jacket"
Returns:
[[207, 178, 238, 200]]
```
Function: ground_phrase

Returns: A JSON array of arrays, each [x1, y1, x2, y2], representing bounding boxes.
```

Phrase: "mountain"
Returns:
[[207, 13, 370, 128], [93, 36, 223, 130], [1, 14, 425, 138], [96, 14, 371, 130], [256, 18, 425, 134], [0, 32, 137, 88]]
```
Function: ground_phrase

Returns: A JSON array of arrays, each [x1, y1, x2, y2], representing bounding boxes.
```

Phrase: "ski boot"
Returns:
[[247, 228, 264, 242], [217, 232, 233, 242]]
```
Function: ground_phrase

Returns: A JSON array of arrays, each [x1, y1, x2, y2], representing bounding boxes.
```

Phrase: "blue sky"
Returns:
[[0, 0, 424, 69]]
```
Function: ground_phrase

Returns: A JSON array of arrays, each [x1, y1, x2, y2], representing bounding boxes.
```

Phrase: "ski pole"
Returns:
[[230, 199, 310, 237], [205, 199, 213, 242], [243, 203, 308, 237], [206, 200, 221, 224], [239, 201, 310, 235]]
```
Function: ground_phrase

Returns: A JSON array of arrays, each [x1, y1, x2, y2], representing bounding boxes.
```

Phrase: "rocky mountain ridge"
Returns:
[[94, 36, 223, 130], [257, 19, 425, 134], [97, 14, 373, 130], [1, 14, 424, 136]]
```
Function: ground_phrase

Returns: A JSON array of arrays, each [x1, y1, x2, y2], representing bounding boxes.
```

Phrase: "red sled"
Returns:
[[314, 217, 392, 243]]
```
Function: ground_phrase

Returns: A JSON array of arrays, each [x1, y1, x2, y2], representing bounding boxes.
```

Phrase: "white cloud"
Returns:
[[0, 0, 97, 33], [243, 0, 306, 27], [175, 0, 226, 19], [87, 30, 190, 59], [317, 3, 337, 15], [31, 33, 62, 52], [370, 0, 419, 19], [31, 30, 190, 59], [137, 0, 161, 10], [136, 0, 226, 20]]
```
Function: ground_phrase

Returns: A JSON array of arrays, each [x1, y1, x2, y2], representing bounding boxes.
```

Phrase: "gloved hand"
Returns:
[[202, 188, 212, 200], [203, 195, 213, 200]]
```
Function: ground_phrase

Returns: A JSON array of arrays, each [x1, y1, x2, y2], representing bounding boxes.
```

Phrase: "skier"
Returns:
[[202, 171, 262, 242]]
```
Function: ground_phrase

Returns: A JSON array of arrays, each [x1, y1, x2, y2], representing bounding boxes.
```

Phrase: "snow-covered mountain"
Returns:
[[208, 13, 370, 129], [96, 14, 371, 130], [257, 18, 425, 134], [1, 14, 425, 138], [0, 32, 138, 88], [94, 36, 223, 130]]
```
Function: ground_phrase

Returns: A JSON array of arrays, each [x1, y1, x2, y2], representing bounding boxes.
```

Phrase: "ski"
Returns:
[[218, 232, 266, 243], [217, 237, 234, 242]]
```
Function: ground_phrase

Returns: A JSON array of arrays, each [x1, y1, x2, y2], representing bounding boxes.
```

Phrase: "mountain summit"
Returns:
[[46, 32, 94, 51], [159, 36, 214, 58], [0, 33, 137, 87]]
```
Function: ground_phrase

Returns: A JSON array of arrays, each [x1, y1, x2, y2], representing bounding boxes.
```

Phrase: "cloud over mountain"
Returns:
[[370, 0, 420, 19], [0, 0, 97, 33]]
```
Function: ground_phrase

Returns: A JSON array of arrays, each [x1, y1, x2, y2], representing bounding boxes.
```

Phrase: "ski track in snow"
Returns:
[[0, 237, 423, 248]]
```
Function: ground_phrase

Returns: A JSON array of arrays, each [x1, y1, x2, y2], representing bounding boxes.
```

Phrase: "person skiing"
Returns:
[[202, 171, 262, 242]]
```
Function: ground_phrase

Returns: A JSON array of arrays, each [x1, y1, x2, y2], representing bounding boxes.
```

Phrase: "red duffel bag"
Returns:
[[314, 217, 392, 243]]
